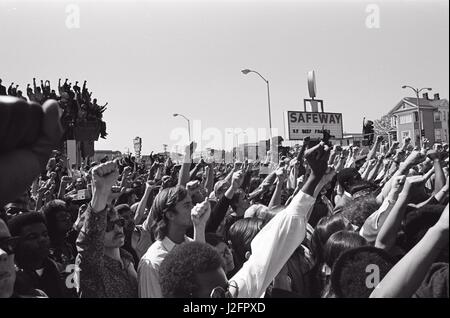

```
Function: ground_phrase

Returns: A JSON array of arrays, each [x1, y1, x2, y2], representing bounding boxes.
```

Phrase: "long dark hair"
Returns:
[[227, 217, 264, 272], [310, 215, 349, 265], [323, 231, 368, 268], [149, 185, 188, 241], [308, 215, 349, 298], [321, 231, 367, 298]]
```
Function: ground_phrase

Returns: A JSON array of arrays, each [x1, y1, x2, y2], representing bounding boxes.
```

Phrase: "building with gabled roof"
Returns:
[[388, 93, 449, 146]]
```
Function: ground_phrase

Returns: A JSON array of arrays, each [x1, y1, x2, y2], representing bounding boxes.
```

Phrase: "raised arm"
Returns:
[[191, 198, 211, 243], [375, 174, 431, 252], [231, 142, 329, 298], [178, 142, 196, 187], [134, 181, 155, 225], [205, 170, 244, 233], [371, 204, 449, 298], [120, 166, 132, 189], [204, 164, 214, 195], [377, 150, 426, 205], [360, 175, 405, 242], [367, 135, 383, 161], [58, 176, 72, 199], [427, 150, 446, 195], [268, 167, 287, 209], [189, 159, 204, 181], [367, 155, 384, 182], [76, 161, 119, 297]]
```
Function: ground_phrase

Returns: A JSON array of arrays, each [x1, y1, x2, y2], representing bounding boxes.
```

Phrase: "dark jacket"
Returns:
[[14, 257, 69, 298]]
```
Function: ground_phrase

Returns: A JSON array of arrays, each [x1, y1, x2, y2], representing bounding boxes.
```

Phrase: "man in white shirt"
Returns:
[[138, 185, 210, 298]]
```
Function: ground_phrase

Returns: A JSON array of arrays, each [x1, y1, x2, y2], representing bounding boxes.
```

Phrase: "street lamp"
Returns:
[[401, 85, 432, 148], [241, 69, 272, 139], [173, 113, 191, 142], [227, 130, 247, 160]]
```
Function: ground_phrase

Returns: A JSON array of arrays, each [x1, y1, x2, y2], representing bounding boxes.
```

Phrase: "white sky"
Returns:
[[1, 0, 448, 154]]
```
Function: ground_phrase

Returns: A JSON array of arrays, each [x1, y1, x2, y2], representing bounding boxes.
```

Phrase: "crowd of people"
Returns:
[[0, 94, 449, 299], [0, 77, 108, 139]]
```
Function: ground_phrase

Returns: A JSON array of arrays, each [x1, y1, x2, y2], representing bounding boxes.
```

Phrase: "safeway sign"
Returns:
[[285, 111, 344, 140]]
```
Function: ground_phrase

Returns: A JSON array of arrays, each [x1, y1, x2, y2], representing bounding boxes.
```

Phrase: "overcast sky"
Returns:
[[1, 0, 448, 154]]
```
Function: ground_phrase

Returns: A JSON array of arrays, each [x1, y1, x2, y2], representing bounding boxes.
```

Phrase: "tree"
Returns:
[[374, 114, 395, 136]]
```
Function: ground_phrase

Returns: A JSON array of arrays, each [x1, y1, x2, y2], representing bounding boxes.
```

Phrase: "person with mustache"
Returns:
[[75, 161, 138, 298]]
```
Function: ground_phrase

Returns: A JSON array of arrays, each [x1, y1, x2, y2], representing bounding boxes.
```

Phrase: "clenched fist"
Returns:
[[191, 198, 211, 229], [304, 141, 331, 178], [91, 161, 119, 212]]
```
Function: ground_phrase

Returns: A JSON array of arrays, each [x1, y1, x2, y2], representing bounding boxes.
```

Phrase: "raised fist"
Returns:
[[304, 142, 330, 178], [275, 167, 288, 183], [61, 176, 73, 184], [404, 150, 426, 167], [427, 150, 441, 161], [123, 166, 132, 175], [185, 141, 197, 158], [191, 198, 211, 229], [91, 161, 119, 196], [231, 171, 244, 189], [390, 175, 406, 194]]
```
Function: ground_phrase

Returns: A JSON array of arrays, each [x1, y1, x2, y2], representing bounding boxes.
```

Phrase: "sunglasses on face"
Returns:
[[210, 280, 238, 298], [106, 217, 126, 232], [0, 236, 21, 255]]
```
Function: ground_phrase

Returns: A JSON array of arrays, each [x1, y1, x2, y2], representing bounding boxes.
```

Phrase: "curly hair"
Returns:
[[149, 185, 188, 241], [330, 246, 394, 298], [159, 241, 223, 298], [340, 194, 380, 229], [42, 199, 71, 245]]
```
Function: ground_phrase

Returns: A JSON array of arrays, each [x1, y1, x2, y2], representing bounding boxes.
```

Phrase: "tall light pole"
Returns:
[[173, 113, 191, 142], [401, 85, 432, 148], [227, 130, 247, 160], [241, 69, 272, 139]]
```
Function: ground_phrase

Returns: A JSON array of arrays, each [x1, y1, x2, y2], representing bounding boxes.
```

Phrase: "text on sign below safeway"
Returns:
[[286, 111, 344, 140]]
